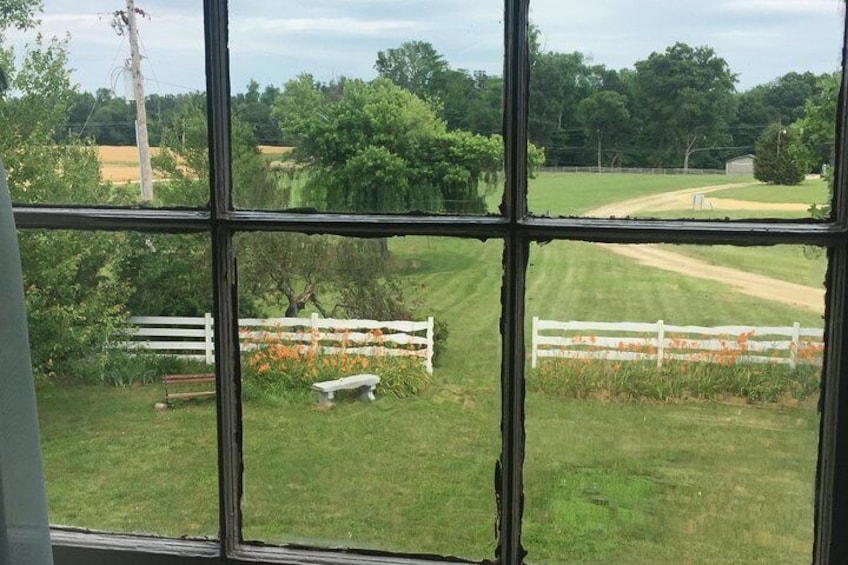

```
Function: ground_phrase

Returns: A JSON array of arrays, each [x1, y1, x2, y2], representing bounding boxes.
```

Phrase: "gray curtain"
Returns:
[[0, 158, 53, 564]]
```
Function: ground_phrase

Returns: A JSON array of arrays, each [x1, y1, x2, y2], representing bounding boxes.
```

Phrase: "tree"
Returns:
[[375, 41, 449, 103], [754, 123, 809, 185], [232, 79, 284, 146], [440, 68, 502, 135], [277, 77, 502, 214], [529, 49, 597, 164], [732, 71, 825, 154], [577, 90, 630, 169], [0, 0, 40, 33], [797, 72, 838, 173], [632, 42, 737, 170], [237, 233, 413, 321], [2, 3, 135, 381]]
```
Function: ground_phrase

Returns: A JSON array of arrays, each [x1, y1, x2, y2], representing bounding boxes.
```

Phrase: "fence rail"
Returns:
[[531, 318, 824, 370], [121, 313, 435, 374]]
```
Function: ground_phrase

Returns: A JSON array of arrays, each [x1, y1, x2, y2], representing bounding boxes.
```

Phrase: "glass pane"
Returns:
[[21, 230, 217, 538], [525, 241, 825, 563], [229, 2, 504, 213], [527, 1, 842, 220], [237, 234, 500, 559], [4, 2, 208, 207]]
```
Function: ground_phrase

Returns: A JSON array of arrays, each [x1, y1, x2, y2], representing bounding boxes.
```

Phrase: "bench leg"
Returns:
[[315, 390, 334, 404], [359, 385, 376, 402]]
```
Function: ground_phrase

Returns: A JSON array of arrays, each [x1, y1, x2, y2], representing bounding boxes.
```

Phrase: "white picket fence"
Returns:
[[531, 318, 824, 370], [121, 313, 435, 374]]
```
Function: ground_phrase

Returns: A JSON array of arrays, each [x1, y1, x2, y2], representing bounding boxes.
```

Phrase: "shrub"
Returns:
[[431, 318, 450, 366], [754, 123, 810, 185]]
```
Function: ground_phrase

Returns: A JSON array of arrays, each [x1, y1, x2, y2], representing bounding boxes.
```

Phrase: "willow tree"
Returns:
[[276, 76, 502, 214]]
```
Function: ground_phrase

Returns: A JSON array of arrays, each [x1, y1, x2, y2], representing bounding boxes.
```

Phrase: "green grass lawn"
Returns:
[[710, 179, 829, 204], [37, 383, 818, 564], [35, 174, 826, 562], [525, 240, 822, 327], [528, 173, 751, 216]]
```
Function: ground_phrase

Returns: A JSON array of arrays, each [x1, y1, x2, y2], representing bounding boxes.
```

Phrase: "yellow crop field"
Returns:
[[98, 145, 292, 182]]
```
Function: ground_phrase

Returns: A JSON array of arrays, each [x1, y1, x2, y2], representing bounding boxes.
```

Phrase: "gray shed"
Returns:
[[726, 154, 755, 176]]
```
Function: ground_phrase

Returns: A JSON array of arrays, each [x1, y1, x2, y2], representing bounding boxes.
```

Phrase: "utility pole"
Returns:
[[596, 128, 602, 173], [113, 1, 154, 201]]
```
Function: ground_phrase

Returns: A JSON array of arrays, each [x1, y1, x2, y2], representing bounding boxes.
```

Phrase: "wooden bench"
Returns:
[[162, 373, 216, 405], [311, 374, 380, 405]]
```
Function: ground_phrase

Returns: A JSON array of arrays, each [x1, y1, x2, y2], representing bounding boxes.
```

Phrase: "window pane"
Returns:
[[524, 241, 824, 563], [21, 230, 217, 538], [229, 2, 504, 214], [527, 1, 842, 220], [237, 233, 501, 558], [5, 2, 208, 207]]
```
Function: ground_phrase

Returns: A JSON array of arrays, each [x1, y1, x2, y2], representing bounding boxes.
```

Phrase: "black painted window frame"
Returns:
[[10, 1, 848, 563]]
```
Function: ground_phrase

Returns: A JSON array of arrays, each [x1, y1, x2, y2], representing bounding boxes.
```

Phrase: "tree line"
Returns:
[[52, 34, 836, 172]]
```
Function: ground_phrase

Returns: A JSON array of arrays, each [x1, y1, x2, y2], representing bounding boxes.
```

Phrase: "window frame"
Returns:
[[10, 0, 848, 563]]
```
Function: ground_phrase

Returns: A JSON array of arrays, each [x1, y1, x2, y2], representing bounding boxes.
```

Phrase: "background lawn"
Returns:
[[36, 172, 824, 563], [528, 172, 751, 216], [709, 179, 829, 204]]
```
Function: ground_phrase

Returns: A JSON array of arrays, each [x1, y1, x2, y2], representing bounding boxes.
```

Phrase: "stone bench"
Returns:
[[311, 374, 380, 405]]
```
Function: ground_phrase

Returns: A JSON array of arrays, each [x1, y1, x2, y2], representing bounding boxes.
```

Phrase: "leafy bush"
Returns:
[[21, 231, 133, 383], [431, 318, 450, 366]]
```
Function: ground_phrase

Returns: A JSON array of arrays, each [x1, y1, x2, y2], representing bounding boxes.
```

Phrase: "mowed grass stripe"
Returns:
[[661, 244, 827, 289], [526, 241, 821, 327]]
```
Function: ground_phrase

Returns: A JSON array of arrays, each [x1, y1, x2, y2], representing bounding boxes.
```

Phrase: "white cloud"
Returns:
[[232, 17, 426, 38], [716, 0, 840, 14]]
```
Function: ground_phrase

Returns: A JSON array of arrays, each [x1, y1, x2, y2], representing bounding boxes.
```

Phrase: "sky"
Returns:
[[7, 0, 846, 96]]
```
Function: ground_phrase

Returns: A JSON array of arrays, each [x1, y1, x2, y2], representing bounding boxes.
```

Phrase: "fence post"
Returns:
[[310, 312, 320, 355], [204, 312, 214, 365], [656, 319, 665, 369], [531, 317, 539, 369], [425, 316, 434, 375], [790, 321, 801, 369]]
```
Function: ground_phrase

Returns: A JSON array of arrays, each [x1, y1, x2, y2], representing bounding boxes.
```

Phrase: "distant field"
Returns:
[[97, 145, 292, 182], [710, 179, 829, 204], [528, 172, 751, 216]]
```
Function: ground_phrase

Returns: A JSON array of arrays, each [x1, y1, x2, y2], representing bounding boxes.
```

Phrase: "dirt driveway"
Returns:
[[586, 182, 824, 313]]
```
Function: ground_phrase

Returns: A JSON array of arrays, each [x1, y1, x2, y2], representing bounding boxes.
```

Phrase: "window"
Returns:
[[7, 0, 848, 563]]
